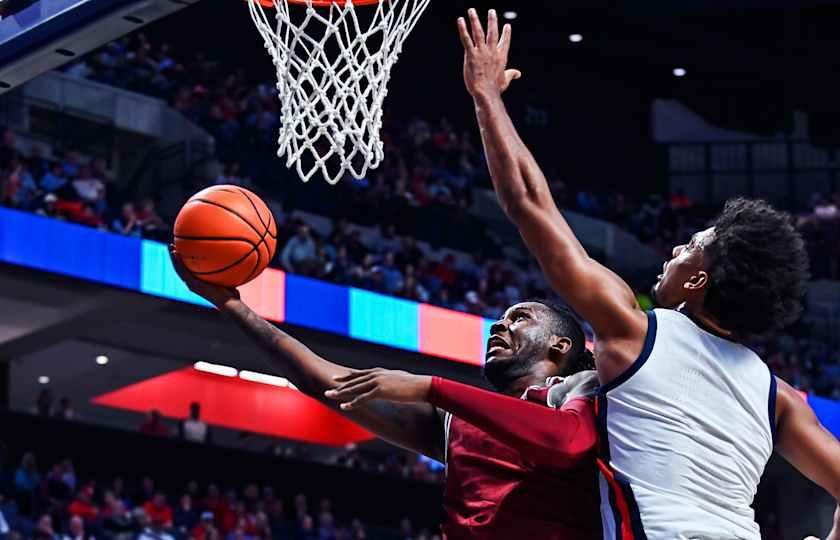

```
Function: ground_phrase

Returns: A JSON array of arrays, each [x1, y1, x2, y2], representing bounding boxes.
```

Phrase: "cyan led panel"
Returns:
[[140, 240, 212, 307], [482, 318, 494, 367], [285, 274, 349, 335], [350, 288, 418, 351], [0, 207, 140, 289]]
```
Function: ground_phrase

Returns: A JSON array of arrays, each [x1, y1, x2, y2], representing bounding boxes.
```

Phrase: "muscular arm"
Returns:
[[776, 378, 840, 502], [220, 299, 444, 461], [460, 10, 646, 380], [428, 376, 596, 467]]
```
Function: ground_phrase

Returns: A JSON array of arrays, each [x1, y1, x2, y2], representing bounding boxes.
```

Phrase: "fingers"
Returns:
[[486, 9, 499, 46], [498, 23, 512, 58], [332, 368, 378, 384], [467, 8, 485, 47], [457, 17, 474, 49], [168, 245, 189, 275], [325, 378, 378, 402], [339, 390, 378, 411]]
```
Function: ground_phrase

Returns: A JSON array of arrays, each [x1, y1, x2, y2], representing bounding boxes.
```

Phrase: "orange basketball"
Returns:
[[174, 185, 277, 288]]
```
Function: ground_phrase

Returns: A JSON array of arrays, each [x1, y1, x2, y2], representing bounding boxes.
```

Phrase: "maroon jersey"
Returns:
[[430, 377, 602, 540]]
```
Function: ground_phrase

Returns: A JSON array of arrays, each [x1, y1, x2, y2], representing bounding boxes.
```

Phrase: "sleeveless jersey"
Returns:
[[441, 380, 602, 539], [597, 309, 777, 540]]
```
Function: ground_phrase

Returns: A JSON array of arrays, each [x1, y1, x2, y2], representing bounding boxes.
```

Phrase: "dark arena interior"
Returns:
[[0, 0, 839, 539]]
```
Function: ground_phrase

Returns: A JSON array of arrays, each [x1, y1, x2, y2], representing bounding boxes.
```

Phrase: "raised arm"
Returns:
[[459, 10, 647, 376], [776, 378, 840, 505], [169, 248, 444, 461]]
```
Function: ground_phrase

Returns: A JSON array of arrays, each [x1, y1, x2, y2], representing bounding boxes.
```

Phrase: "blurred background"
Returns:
[[0, 0, 839, 538]]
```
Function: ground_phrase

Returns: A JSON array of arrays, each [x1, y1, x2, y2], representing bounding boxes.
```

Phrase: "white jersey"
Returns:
[[597, 309, 776, 540]]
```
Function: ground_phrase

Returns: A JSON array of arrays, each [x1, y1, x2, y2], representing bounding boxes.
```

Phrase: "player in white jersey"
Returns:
[[455, 8, 840, 539]]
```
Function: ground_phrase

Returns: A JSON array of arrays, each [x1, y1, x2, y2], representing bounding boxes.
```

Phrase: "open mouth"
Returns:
[[487, 336, 511, 355]]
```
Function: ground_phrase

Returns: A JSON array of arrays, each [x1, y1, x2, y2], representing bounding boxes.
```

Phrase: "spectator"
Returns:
[[139, 410, 170, 437], [44, 463, 72, 507], [13, 453, 39, 514], [380, 252, 403, 294], [39, 163, 68, 195], [71, 167, 105, 207], [298, 515, 317, 540], [101, 501, 134, 540], [33, 514, 59, 540], [111, 203, 141, 236], [179, 402, 211, 444], [32, 389, 53, 417], [143, 492, 173, 529], [669, 188, 693, 211], [55, 398, 75, 421], [68, 484, 98, 522], [35, 193, 61, 220], [0, 495, 9, 540], [280, 224, 318, 275], [62, 515, 92, 540], [173, 494, 198, 537], [135, 198, 167, 240], [3, 157, 38, 210], [191, 512, 217, 540], [138, 515, 174, 540]]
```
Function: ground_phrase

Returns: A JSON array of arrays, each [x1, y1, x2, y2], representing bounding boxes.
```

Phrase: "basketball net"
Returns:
[[246, 0, 431, 184]]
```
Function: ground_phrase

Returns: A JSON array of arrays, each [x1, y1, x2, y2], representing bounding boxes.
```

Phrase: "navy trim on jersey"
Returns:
[[768, 373, 778, 442], [595, 395, 611, 461], [598, 311, 658, 395], [614, 470, 649, 540], [606, 475, 624, 539]]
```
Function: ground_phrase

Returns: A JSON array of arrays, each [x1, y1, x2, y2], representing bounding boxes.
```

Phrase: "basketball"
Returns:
[[174, 185, 277, 288]]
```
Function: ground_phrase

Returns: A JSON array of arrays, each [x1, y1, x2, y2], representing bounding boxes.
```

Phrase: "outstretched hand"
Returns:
[[169, 245, 240, 308], [324, 368, 433, 411], [458, 8, 521, 98]]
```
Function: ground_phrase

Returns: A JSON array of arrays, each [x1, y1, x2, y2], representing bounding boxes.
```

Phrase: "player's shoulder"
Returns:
[[774, 376, 808, 420]]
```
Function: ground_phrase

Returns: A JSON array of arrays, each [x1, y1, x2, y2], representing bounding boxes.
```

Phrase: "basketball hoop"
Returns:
[[246, 0, 431, 184]]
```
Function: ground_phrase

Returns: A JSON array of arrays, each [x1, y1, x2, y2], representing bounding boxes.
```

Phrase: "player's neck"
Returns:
[[500, 361, 557, 397], [680, 305, 734, 340]]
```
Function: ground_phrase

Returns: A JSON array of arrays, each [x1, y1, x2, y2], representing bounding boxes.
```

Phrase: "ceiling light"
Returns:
[[502, 11, 517, 20], [96, 355, 109, 366], [239, 370, 297, 390], [569, 34, 583, 43], [38, 376, 50, 385], [194, 361, 237, 377], [673, 67, 687, 77]]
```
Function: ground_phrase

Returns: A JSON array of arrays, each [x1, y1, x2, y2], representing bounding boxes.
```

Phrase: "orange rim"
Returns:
[[253, 0, 381, 6]]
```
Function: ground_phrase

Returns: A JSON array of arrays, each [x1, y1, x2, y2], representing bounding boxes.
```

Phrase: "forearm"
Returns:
[[220, 299, 349, 395], [473, 91, 586, 259], [428, 376, 596, 467], [219, 299, 445, 460]]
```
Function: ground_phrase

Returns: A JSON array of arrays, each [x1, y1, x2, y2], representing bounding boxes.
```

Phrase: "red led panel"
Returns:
[[238, 268, 285, 323], [92, 368, 372, 446], [418, 304, 484, 366]]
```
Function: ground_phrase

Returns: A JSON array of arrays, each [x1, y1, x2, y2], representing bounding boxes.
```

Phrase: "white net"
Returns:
[[247, 0, 431, 184]]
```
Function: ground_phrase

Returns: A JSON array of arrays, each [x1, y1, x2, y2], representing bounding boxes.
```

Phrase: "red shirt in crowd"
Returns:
[[429, 376, 602, 540], [143, 501, 174, 527]]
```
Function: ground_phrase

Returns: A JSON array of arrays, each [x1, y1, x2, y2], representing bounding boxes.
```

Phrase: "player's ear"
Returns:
[[549, 336, 573, 356], [683, 271, 709, 291]]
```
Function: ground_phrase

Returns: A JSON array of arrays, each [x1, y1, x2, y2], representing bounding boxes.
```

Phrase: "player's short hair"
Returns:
[[704, 198, 810, 338], [529, 299, 596, 373]]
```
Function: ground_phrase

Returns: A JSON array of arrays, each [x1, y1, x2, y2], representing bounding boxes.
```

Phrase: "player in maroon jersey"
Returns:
[[170, 247, 602, 539]]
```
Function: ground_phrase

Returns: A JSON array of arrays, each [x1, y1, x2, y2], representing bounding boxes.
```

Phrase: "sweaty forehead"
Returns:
[[693, 227, 716, 248], [503, 302, 543, 319]]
